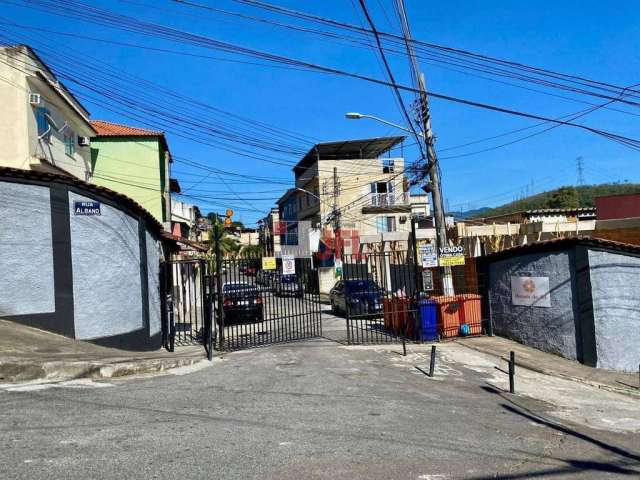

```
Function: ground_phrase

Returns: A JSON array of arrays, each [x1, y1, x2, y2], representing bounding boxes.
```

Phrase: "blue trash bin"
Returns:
[[418, 299, 438, 341]]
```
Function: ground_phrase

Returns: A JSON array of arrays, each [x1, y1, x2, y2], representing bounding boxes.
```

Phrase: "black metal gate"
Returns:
[[339, 250, 419, 345], [214, 255, 323, 350], [161, 258, 213, 358]]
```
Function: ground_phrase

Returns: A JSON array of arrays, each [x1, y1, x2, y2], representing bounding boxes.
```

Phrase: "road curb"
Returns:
[[0, 354, 207, 384], [455, 340, 640, 399]]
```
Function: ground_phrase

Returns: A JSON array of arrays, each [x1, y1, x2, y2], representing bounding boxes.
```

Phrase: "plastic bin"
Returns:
[[417, 299, 438, 341], [431, 296, 463, 338], [458, 294, 482, 335]]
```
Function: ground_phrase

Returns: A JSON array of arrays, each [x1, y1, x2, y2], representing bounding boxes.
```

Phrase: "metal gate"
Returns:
[[214, 255, 323, 350], [339, 250, 419, 345], [161, 258, 213, 358]]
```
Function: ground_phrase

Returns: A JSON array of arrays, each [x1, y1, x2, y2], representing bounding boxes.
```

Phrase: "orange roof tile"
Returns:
[[90, 120, 164, 137]]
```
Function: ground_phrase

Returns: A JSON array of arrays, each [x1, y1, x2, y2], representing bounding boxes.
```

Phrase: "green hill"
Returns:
[[469, 183, 640, 219]]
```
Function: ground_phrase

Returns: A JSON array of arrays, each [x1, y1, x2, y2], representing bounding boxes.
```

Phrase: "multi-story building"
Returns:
[[276, 188, 299, 247], [90, 120, 174, 229], [258, 208, 281, 256], [171, 198, 197, 240], [0, 45, 96, 180], [293, 137, 412, 250]]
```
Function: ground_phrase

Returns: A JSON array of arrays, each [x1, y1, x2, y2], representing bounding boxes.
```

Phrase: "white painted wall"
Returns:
[[0, 46, 94, 180]]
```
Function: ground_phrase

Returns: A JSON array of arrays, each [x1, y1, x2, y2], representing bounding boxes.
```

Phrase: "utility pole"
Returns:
[[417, 73, 454, 295], [576, 156, 585, 186], [332, 166, 340, 232]]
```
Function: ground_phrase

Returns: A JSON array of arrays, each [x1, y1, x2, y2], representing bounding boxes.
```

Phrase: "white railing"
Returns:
[[369, 192, 409, 207]]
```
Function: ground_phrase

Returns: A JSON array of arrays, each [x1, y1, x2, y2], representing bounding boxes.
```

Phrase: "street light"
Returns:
[[345, 112, 424, 137], [345, 110, 455, 296]]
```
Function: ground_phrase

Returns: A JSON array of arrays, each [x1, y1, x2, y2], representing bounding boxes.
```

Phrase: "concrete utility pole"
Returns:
[[332, 166, 341, 233], [417, 73, 454, 295]]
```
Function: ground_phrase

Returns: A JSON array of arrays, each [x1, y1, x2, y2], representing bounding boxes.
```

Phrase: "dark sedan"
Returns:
[[330, 279, 384, 317], [221, 282, 263, 324], [273, 274, 304, 297]]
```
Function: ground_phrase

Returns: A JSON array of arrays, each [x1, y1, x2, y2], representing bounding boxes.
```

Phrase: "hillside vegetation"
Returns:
[[468, 183, 640, 219]]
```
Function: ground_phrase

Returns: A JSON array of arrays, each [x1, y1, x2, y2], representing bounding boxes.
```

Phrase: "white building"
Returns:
[[0, 45, 96, 180]]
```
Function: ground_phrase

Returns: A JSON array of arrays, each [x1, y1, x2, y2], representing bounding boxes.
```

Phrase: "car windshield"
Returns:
[[344, 280, 379, 293]]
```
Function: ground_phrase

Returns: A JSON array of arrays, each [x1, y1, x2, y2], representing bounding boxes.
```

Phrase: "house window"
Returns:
[[64, 132, 75, 156], [36, 107, 50, 138], [383, 159, 395, 173], [376, 216, 396, 233]]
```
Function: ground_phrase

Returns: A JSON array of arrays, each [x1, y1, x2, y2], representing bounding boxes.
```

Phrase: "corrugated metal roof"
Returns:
[[294, 136, 405, 173]]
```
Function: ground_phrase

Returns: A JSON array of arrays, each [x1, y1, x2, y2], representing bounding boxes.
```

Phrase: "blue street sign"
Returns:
[[74, 201, 101, 216]]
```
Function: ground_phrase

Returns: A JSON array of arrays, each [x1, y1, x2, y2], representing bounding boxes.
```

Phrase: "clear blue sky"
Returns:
[[3, 0, 639, 224]]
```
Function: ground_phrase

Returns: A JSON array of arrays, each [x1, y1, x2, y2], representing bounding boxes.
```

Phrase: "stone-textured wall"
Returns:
[[146, 231, 162, 336], [588, 249, 640, 372], [69, 191, 143, 339], [0, 181, 55, 315], [488, 250, 579, 360]]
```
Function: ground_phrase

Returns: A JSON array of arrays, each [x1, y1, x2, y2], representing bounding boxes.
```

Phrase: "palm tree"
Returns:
[[206, 219, 241, 274]]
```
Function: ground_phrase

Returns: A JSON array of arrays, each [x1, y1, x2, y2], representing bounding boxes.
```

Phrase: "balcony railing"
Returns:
[[368, 192, 409, 207]]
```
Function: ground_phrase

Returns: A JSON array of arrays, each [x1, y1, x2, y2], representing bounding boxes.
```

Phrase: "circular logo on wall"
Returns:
[[522, 278, 536, 293]]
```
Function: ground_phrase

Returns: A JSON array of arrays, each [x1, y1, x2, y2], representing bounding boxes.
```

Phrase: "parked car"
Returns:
[[221, 282, 263, 324], [244, 265, 258, 276], [256, 269, 276, 289], [273, 274, 304, 297], [330, 279, 383, 317]]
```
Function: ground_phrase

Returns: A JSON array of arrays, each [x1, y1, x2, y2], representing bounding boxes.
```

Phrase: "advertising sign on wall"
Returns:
[[438, 245, 465, 267], [511, 276, 551, 307], [262, 257, 276, 270], [420, 245, 438, 268], [282, 255, 296, 275]]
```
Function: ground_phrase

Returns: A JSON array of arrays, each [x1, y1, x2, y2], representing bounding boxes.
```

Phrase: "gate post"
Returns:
[[201, 259, 213, 360], [214, 218, 225, 348]]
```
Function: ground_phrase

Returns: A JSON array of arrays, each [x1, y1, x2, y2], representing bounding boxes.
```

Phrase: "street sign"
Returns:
[[282, 255, 295, 275], [420, 244, 438, 268], [73, 201, 101, 216], [262, 257, 276, 270], [511, 276, 551, 307], [225, 208, 234, 217], [438, 245, 465, 267]]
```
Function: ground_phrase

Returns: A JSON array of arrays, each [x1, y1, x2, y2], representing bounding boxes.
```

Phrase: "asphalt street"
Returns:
[[1, 334, 638, 479]]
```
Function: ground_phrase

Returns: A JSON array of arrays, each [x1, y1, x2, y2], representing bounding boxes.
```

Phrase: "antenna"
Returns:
[[576, 156, 586, 186]]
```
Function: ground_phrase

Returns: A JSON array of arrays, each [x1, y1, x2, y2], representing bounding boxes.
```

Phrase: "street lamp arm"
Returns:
[[345, 112, 424, 138]]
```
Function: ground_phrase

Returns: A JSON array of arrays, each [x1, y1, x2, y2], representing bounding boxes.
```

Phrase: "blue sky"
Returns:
[[3, 0, 639, 224]]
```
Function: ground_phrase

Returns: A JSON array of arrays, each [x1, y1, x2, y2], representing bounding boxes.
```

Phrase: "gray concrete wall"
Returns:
[[488, 250, 579, 360], [0, 181, 55, 316], [146, 231, 162, 336], [69, 192, 143, 339], [588, 249, 640, 372]]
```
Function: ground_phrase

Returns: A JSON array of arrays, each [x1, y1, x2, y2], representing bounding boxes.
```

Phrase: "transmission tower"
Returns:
[[576, 156, 586, 186]]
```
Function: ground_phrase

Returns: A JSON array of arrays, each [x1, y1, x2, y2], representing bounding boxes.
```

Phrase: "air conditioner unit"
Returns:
[[29, 93, 41, 105], [78, 136, 91, 147]]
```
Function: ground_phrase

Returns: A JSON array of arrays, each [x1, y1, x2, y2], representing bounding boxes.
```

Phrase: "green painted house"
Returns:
[[90, 120, 173, 227]]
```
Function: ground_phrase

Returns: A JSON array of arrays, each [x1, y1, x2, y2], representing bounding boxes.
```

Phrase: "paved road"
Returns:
[[1, 337, 638, 479]]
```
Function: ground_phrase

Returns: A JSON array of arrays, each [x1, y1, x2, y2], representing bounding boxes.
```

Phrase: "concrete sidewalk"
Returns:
[[454, 335, 640, 397], [0, 320, 206, 383]]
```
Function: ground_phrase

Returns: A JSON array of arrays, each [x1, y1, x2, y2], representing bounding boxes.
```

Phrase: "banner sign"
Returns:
[[511, 276, 551, 307], [282, 255, 296, 275], [273, 221, 287, 235], [74, 201, 101, 216], [438, 245, 465, 267], [420, 245, 438, 268], [262, 257, 276, 270]]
